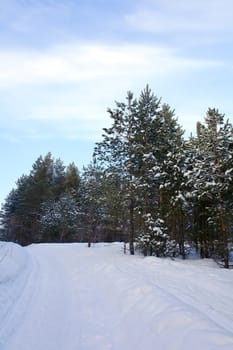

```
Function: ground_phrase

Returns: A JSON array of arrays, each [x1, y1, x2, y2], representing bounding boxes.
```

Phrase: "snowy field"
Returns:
[[0, 242, 233, 350]]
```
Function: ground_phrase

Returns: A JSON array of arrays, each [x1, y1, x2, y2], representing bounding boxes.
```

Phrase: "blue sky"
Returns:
[[0, 0, 233, 206]]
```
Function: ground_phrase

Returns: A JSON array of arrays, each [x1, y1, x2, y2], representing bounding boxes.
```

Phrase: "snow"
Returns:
[[0, 242, 233, 350]]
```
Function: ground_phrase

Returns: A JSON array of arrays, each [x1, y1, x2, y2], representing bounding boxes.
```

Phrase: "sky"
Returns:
[[0, 0, 233, 206]]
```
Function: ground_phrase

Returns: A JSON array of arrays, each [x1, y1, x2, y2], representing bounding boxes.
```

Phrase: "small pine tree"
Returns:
[[136, 214, 169, 257]]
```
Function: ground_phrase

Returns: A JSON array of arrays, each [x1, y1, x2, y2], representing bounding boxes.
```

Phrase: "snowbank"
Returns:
[[0, 242, 34, 346], [0, 242, 28, 283]]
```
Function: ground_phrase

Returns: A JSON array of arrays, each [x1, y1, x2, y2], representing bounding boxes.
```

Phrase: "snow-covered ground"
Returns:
[[0, 242, 233, 350]]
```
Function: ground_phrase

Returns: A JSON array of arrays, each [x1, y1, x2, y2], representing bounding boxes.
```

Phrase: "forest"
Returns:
[[1, 86, 233, 268]]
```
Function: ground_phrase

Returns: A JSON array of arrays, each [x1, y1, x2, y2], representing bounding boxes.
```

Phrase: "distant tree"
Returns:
[[1, 188, 21, 242], [50, 157, 66, 199], [65, 162, 81, 197], [40, 194, 79, 242], [0, 175, 36, 244], [22, 153, 67, 242], [100, 170, 126, 242], [79, 162, 107, 246], [1, 153, 79, 245]]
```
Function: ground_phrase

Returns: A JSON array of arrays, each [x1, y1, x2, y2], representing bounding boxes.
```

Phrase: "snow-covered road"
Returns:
[[0, 243, 233, 350]]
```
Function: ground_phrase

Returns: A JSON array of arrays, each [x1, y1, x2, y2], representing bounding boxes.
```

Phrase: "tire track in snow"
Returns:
[[114, 255, 233, 337], [3, 244, 85, 350]]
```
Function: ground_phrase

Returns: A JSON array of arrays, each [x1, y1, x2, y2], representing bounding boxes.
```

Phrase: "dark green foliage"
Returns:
[[79, 162, 106, 246], [65, 162, 81, 197], [40, 194, 79, 243], [1, 153, 80, 245], [183, 109, 233, 267], [94, 85, 184, 255]]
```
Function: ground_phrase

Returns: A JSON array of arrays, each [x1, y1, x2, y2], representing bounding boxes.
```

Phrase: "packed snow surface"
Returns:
[[0, 242, 233, 350]]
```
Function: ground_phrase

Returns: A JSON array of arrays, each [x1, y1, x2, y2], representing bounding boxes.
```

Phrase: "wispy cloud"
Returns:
[[0, 42, 220, 88], [0, 40, 223, 142]]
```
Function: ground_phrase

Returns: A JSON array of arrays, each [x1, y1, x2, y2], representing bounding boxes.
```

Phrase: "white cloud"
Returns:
[[0, 43, 219, 89], [0, 41, 223, 142]]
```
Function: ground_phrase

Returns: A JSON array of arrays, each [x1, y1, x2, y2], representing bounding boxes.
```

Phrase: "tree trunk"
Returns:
[[220, 211, 229, 268], [129, 197, 135, 255]]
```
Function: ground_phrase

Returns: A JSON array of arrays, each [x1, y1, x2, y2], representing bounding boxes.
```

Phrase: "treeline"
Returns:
[[1, 86, 233, 267]]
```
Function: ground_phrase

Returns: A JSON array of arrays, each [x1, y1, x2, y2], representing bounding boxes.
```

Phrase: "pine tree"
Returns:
[[40, 194, 79, 242], [94, 91, 138, 253], [65, 162, 81, 197], [162, 141, 190, 258], [185, 109, 233, 267], [94, 86, 183, 254], [80, 162, 107, 246], [51, 158, 66, 200], [136, 214, 169, 257], [133, 87, 184, 253]]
